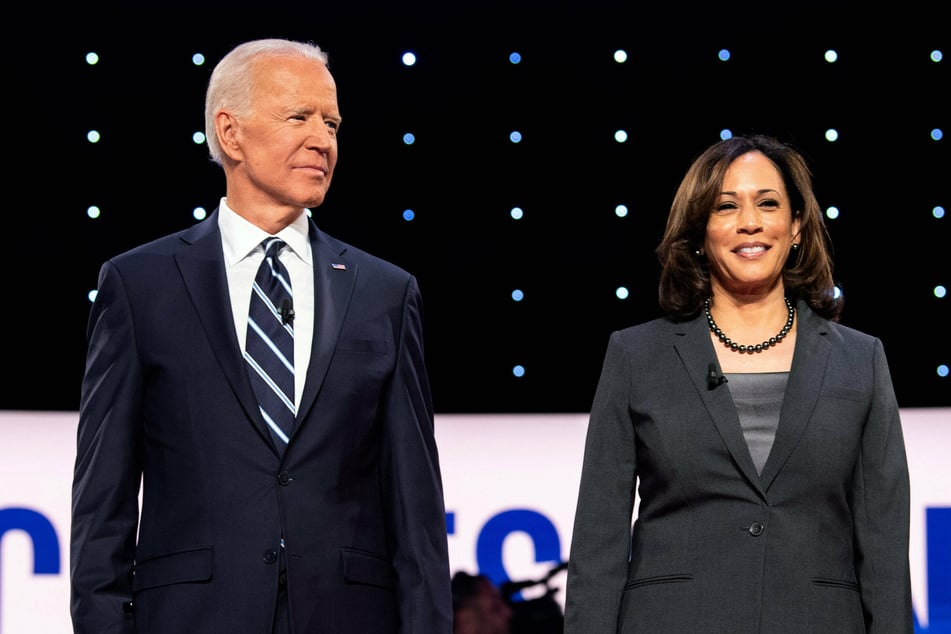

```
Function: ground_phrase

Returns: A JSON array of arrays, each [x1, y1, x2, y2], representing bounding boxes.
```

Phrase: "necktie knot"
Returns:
[[263, 237, 286, 260], [258, 238, 293, 304]]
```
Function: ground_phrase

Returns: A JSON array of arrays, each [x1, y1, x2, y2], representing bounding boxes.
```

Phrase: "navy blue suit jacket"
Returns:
[[71, 209, 452, 633]]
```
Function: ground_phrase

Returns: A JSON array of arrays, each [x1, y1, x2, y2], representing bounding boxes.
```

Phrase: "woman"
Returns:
[[563, 135, 912, 633]]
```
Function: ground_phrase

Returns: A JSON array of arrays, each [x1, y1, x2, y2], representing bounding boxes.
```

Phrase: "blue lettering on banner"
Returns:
[[0, 507, 60, 574], [919, 507, 951, 634], [452, 508, 562, 600], [0, 507, 61, 627]]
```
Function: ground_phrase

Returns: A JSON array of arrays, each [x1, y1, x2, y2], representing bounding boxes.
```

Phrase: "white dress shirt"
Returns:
[[218, 197, 315, 409]]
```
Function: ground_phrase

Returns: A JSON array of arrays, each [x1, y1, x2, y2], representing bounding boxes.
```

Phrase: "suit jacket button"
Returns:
[[263, 549, 279, 564], [748, 522, 765, 536], [278, 471, 292, 486]]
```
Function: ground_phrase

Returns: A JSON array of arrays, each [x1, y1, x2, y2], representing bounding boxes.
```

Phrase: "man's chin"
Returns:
[[299, 192, 328, 209]]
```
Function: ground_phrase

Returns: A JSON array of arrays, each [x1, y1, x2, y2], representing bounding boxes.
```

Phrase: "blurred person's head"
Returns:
[[452, 572, 512, 634]]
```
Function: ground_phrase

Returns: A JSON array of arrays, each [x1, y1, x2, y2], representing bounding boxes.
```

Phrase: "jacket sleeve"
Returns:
[[70, 261, 141, 634], [564, 331, 638, 633], [380, 275, 453, 633], [853, 337, 914, 633]]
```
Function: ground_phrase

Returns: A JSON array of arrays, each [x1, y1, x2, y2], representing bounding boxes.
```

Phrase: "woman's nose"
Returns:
[[736, 205, 762, 231]]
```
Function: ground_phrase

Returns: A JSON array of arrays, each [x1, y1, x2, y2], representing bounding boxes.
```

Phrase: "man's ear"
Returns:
[[215, 110, 242, 161]]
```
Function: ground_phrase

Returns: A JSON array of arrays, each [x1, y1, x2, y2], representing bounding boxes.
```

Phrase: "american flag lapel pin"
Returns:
[[331, 263, 347, 270]]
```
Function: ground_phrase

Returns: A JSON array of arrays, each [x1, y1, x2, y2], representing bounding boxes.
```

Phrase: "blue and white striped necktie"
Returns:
[[245, 238, 295, 451]]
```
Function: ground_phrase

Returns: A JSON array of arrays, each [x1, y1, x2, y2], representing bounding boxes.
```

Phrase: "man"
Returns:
[[70, 38, 453, 633]]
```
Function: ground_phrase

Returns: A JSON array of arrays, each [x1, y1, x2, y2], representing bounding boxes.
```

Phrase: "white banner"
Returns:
[[0, 409, 948, 633]]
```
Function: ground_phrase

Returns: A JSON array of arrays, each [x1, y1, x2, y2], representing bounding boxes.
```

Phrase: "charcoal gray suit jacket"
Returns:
[[564, 302, 912, 633]]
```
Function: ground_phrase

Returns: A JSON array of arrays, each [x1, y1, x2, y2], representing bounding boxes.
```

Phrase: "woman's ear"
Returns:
[[792, 214, 802, 245]]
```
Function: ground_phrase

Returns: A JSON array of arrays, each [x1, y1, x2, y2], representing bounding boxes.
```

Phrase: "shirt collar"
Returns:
[[218, 197, 313, 266]]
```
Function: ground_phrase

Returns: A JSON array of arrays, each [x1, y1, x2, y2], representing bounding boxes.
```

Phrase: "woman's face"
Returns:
[[703, 150, 801, 299]]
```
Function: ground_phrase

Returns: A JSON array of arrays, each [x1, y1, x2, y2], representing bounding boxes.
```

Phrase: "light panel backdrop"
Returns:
[[7, 1, 950, 414]]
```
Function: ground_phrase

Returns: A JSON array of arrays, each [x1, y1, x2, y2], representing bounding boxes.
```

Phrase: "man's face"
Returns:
[[230, 55, 341, 211]]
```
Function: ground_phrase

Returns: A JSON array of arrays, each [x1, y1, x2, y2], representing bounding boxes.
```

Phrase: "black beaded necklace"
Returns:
[[704, 297, 795, 354]]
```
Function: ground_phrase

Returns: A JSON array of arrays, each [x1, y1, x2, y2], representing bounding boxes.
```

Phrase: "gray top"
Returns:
[[724, 372, 789, 475]]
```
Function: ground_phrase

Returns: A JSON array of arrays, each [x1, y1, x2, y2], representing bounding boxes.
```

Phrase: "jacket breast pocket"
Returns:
[[336, 337, 388, 355], [821, 386, 866, 402], [132, 546, 213, 591]]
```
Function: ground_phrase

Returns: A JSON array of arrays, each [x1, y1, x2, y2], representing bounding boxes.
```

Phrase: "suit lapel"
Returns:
[[674, 317, 767, 495], [174, 211, 278, 451], [759, 303, 831, 490], [295, 223, 356, 425]]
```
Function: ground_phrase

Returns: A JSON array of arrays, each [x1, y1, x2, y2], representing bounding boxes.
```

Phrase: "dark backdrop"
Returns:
[[10, 1, 948, 413]]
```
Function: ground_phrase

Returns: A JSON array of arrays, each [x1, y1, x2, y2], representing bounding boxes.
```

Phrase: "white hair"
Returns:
[[204, 39, 330, 165]]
